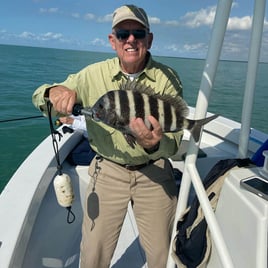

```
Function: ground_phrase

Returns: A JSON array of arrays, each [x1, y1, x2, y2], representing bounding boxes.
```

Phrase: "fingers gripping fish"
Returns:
[[73, 81, 218, 148]]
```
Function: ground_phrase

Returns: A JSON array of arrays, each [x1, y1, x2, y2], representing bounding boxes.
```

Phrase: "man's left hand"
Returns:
[[129, 115, 162, 149]]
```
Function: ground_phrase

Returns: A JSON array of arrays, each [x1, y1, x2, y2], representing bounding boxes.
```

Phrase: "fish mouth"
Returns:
[[92, 108, 101, 121]]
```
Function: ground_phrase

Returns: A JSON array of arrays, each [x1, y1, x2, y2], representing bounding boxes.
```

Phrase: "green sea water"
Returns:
[[0, 44, 268, 192]]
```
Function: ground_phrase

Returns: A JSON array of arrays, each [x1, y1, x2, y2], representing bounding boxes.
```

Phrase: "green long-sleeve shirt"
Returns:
[[32, 53, 184, 165]]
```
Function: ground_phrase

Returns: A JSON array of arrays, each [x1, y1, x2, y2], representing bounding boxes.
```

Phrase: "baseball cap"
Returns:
[[112, 5, 150, 30]]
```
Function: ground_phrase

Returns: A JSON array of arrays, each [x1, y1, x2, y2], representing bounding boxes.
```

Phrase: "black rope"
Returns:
[[47, 101, 63, 173], [46, 101, 75, 224], [0, 115, 43, 123], [66, 206, 76, 224]]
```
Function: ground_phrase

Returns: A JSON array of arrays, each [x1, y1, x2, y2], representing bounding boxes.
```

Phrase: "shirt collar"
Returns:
[[111, 52, 156, 82]]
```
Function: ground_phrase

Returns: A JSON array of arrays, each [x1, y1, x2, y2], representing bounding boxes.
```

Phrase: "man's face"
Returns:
[[109, 20, 153, 73]]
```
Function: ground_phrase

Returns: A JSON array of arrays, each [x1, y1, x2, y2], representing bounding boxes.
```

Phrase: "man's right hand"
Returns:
[[48, 85, 77, 114]]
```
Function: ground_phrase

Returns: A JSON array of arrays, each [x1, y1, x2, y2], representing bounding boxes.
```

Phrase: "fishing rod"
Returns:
[[0, 115, 44, 123]]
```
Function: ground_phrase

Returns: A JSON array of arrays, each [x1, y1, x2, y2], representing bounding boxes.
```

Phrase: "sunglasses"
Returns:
[[114, 29, 147, 40]]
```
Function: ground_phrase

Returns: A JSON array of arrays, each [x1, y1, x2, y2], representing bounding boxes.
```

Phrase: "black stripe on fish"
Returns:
[[97, 90, 117, 127], [134, 92, 145, 120], [149, 94, 159, 121], [176, 109, 184, 132], [163, 101, 172, 131], [119, 90, 130, 125], [107, 91, 115, 113]]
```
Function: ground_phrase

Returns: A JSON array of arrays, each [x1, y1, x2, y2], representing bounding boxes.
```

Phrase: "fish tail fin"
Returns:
[[187, 114, 219, 142]]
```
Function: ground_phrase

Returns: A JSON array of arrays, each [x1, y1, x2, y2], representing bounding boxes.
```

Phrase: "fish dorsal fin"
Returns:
[[120, 80, 189, 117], [120, 80, 155, 95]]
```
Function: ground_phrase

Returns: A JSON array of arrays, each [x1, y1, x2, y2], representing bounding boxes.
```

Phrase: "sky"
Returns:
[[1, 0, 268, 61]]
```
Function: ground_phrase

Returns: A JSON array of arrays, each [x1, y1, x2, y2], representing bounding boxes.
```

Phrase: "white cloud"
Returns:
[[19, 31, 36, 39], [182, 6, 216, 28], [180, 5, 253, 31], [84, 13, 95, 20], [227, 16, 252, 30], [223, 41, 243, 53], [165, 44, 180, 52], [18, 31, 63, 42], [39, 7, 59, 14], [149, 16, 161, 25], [41, 32, 63, 40], [90, 38, 109, 47], [163, 42, 207, 58], [165, 20, 180, 27], [97, 13, 113, 23], [184, 43, 205, 51], [72, 13, 80, 19]]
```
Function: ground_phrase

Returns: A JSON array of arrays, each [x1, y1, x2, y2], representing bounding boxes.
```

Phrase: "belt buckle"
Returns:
[[124, 164, 138, 171], [124, 162, 149, 171]]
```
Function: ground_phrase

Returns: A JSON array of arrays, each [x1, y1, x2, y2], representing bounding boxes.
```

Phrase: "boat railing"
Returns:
[[167, 0, 266, 267], [238, 0, 266, 158]]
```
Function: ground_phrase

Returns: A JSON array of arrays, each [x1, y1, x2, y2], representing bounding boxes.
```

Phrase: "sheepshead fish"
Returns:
[[74, 81, 218, 147]]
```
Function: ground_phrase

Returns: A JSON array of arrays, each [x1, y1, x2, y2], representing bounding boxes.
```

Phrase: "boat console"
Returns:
[[208, 161, 268, 267]]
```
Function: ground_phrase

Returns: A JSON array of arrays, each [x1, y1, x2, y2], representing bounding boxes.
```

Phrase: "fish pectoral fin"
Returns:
[[124, 133, 136, 149]]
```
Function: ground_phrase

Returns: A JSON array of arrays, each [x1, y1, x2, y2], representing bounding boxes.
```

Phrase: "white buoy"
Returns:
[[53, 174, 74, 208]]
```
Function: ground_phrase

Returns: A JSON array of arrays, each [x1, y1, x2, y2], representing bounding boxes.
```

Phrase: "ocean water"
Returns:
[[0, 44, 268, 192]]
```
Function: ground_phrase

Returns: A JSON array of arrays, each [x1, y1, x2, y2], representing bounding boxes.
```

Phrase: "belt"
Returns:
[[120, 160, 155, 171], [99, 156, 156, 171]]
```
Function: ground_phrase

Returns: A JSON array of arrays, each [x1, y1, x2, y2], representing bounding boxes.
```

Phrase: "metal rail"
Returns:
[[238, 0, 266, 158]]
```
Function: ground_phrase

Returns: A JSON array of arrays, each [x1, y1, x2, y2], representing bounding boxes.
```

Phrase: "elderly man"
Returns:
[[33, 4, 183, 268]]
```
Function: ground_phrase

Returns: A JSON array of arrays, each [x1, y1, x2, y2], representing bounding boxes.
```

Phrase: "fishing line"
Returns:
[[0, 115, 43, 123]]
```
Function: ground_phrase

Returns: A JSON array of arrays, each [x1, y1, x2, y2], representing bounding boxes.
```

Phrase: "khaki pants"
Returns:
[[80, 158, 178, 268]]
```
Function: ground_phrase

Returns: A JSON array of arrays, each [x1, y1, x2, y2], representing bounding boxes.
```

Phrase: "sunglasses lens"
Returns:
[[116, 30, 130, 40], [133, 30, 146, 39], [115, 29, 146, 40]]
